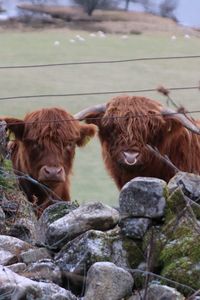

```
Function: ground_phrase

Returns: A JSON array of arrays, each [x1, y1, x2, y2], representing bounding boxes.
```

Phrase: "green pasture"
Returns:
[[0, 28, 200, 205]]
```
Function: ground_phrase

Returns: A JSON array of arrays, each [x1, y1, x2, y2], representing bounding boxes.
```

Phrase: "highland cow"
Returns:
[[1, 107, 96, 212], [75, 95, 200, 188]]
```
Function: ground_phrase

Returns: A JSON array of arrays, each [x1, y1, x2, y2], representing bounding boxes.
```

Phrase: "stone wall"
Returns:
[[0, 171, 200, 299]]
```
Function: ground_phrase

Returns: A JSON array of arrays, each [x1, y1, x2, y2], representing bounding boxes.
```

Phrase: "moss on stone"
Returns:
[[45, 201, 79, 224], [160, 235, 200, 265], [163, 184, 169, 202], [0, 159, 17, 190], [161, 256, 200, 293], [159, 213, 200, 295], [164, 188, 186, 224], [143, 226, 166, 264], [122, 238, 144, 269]]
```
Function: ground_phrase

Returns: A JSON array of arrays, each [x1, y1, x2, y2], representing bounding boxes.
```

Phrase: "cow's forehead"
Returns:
[[107, 95, 163, 112], [103, 96, 164, 127], [23, 107, 80, 142], [24, 107, 74, 122]]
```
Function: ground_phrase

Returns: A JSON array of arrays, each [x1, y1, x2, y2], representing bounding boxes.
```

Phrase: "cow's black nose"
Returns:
[[39, 166, 65, 182], [43, 166, 62, 175]]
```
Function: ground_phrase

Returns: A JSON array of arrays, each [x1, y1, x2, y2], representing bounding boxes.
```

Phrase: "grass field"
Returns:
[[0, 28, 200, 205]]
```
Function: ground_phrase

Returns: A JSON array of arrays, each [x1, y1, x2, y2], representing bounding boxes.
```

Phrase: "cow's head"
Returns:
[[3, 107, 97, 187], [75, 96, 200, 170]]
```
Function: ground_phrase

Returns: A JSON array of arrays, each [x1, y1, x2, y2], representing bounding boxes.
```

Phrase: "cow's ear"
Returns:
[[77, 124, 97, 147], [2, 117, 25, 140]]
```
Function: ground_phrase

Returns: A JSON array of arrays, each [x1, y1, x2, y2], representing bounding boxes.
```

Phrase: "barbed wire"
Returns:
[[0, 85, 199, 102], [2, 109, 200, 127], [0, 42, 200, 298], [0, 55, 200, 70]]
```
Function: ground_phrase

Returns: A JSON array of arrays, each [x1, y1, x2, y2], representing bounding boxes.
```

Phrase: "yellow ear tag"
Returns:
[[7, 129, 16, 142], [83, 136, 91, 146]]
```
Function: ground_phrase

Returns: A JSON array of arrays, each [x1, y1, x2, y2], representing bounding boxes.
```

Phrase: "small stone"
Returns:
[[120, 217, 152, 239], [128, 283, 185, 299], [0, 235, 33, 266], [20, 248, 51, 264], [168, 171, 200, 201], [22, 260, 62, 285], [7, 262, 26, 274]]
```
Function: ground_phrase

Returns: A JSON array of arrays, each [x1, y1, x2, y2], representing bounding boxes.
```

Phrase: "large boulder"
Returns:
[[119, 177, 167, 219], [45, 202, 119, 249], [37, 201, 79, 243], [55, 228, 143, 275], [84, 262, 134, 300]]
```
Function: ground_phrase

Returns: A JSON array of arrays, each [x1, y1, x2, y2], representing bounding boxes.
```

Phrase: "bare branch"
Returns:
[[146, 144, 180, 174]]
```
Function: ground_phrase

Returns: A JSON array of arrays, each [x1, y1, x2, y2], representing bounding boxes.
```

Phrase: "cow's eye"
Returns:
[[30, 143, 42, 153], [66, 141, 75, 150], [33, 143, 41, 150]]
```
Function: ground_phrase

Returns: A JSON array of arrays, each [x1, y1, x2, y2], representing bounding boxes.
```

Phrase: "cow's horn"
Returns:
[[161, 108, 200, 135], [74, 104, 107, 121]]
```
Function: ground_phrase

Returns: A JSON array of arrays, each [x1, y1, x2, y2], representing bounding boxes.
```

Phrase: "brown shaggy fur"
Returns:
[[2, 107, 97, 214], [84, 95, 200, 188]]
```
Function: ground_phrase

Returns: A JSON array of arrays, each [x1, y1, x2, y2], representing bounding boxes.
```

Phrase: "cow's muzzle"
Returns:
[[122, 151, 140, 166], [38, 166, 65, 183]]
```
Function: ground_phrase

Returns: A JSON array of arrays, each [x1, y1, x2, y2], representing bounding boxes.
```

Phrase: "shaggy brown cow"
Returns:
[[75, 95, 200, 188], [2, 107, 96, 212]]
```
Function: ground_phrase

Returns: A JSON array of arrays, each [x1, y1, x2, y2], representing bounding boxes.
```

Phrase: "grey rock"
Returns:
[[120, 217, 152, 239], [0, 206, 5, 234], [111, 235, 133, 269], [55, 228, 143, 275], [46, 202, 119, 249], [20, 247, 52, 264], [37, 201, 79, 243], [168, 171, 200, 201], [0, 190, 19, 218], [0, 121, 7, 158], [0, 265, 77, 300], [22, 260, 62, 285], [55, 229, 112, 274], [0, 235, 33, 265], [119, 177, 167, 219], [8, 217, 37, 243], [128, 283, 185, 299], [7, 262, 26, 273], [0, 249, 18, 265], [84, 262, 134, 300], [0, 206, 5, 222]]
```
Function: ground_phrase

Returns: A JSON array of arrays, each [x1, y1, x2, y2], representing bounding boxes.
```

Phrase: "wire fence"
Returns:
[[2, 108, 200, 127], [1, 52, 200, 298], [0, 54, 200, 69], [0, 85, 199, 102]]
